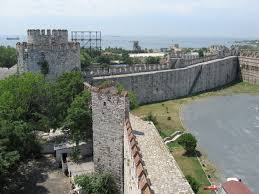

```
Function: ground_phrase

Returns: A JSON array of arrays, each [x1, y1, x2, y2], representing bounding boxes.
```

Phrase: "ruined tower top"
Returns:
[[27, 29, 68, 45]]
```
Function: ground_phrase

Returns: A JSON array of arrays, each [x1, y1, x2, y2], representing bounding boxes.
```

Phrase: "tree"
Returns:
[[145, 56, 160, 64], [38, 60, 49, 76], [63, 91, 92, 145], [0, 46, 16, 68], [178, 133, 197, 155], [74, 173, 117, 194], [49, 71, 85, 129], [186, 175, 200, 193], [80, 51, 92, 70], [121, 53, 133, 65]]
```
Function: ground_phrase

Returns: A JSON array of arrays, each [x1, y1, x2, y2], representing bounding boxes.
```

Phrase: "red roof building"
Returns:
[[222, 181, 254, 194]]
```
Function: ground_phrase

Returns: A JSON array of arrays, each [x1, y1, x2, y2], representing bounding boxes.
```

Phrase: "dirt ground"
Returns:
[[8, 154, 71, 194]]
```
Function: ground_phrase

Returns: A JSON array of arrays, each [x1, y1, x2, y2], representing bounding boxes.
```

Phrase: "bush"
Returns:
[[178, 133, 197, 155], [144, 112, 158, 125], [74, 172, 117, 194], [186, 175, 200, 193]]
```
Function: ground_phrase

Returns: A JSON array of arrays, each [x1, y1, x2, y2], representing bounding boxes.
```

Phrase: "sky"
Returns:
[[0, 0, 259, 38]]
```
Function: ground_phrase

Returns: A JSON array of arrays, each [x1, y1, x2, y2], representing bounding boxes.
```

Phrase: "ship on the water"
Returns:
[[6, 37, 20, 40]]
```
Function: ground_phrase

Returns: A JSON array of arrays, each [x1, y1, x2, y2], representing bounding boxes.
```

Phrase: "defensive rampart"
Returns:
[[93, 56, 239, 104], [239, 51, 259, 84]]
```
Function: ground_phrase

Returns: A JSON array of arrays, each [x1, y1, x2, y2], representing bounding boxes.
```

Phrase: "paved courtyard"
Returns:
[[181, 94, 259, 193], [9, 155, 70, 194], [130, 114, 193, 194]]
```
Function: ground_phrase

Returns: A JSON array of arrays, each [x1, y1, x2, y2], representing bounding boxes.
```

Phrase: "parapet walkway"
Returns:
[[130, 114, 194, 194]]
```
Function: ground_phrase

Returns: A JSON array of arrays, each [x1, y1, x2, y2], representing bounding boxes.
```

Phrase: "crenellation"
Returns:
[[16, 29, 80, 80]]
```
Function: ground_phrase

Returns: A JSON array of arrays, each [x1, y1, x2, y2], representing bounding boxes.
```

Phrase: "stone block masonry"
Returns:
[[91, 85, 129, 194], [93, 56, 239, 104], [16, 29, 80, 80], [239, 52, 259, 84]]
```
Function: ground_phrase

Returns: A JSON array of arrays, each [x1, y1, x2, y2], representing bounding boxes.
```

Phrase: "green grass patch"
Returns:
[[173, 149, 213, 194], [132, 81, 259, 194], [132, 81, 259, 136]]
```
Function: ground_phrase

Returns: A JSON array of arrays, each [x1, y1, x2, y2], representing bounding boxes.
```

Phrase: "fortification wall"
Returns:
[[93, 56, 239, 104], [91, 87, 129, 194], [16, 29, 80, 80], [239, 52, 259, 84], [124, 118, 151, 194], [88, 63, 171, 77]]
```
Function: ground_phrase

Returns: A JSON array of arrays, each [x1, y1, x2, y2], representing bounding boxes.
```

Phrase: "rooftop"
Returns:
[[222, 181, 254, 194]]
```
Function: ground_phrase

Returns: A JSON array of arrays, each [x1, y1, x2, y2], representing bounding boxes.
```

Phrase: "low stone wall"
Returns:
[[93, 56, 239, 104], [88, 63, 171, 77], [124, 118, 151, 194], [239, 56, 259, 84]]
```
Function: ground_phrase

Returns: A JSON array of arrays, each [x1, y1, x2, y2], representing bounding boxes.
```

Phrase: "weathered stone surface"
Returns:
[[130, 114, 194, 194], [93, 56, 239, 104], [16, 29, 80, 80], [239, 56, 259, 84], [91, 87, 129, 194]]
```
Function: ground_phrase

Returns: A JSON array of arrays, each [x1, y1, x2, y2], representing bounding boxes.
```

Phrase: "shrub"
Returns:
[[178, 133, 197, 155], [167, 116, 171, 120], [144, 112, 158, 125], [186, 175, 200, 193], [128, 91, 138, 110], [74, 172, 117, 194]]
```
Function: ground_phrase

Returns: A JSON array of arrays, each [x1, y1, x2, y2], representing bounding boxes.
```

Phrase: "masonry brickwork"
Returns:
[[91, 85, 129, 194], [239, 51, 259, 84], [16, 29, 80, 80], [93, 56, 239, 104]]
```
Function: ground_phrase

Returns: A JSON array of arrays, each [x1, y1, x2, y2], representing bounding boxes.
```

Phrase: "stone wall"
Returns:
[[93, 56, 239, 104], [91, 86, 129, 194], [16, 29, 80, 80], [239, 52, 259, 84], [88, 63, 171, 77], [124, 118, 151, 194]]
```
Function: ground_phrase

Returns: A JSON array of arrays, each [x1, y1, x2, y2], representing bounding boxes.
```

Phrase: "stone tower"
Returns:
[[91, 85, 129, 194], [16, 29, 80, 80]]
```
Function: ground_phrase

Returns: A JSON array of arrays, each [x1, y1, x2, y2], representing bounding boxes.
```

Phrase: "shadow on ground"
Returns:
[[7, 155, 70, 194]]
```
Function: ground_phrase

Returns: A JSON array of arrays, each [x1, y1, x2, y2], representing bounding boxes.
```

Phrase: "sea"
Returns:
[[0, 35, 247, 50]]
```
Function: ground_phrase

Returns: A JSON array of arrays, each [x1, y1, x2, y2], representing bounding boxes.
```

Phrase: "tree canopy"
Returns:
[[0, 71, 92, 193], [0, 46, 17, 68]]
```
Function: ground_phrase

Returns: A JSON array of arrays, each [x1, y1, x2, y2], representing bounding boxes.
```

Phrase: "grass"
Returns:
[[132, 81, 259, 136], [132, 81, 259, 194]]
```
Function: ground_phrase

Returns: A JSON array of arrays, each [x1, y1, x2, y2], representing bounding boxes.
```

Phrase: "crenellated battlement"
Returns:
[[27, 29, 68, 45], [16, 29, 80, 80]]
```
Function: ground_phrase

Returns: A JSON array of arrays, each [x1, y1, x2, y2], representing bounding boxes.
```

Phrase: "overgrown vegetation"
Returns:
[[178, 133, 197, 156], [0, 46, 16, 68], [38, 60, 49, 76], [186, 175, 201, 193], [0, 71, 92, 193], [98, 80, 139, 110], [74, 173, 117, 194], [143, 112, 158, 125]]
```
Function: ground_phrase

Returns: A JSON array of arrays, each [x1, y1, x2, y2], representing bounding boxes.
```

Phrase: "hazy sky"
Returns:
[[0, 0, 258, 37]]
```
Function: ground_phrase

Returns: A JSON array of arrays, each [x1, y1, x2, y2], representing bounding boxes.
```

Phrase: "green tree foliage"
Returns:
[[96, 55, 112, 66], [0, 46, 16, 68], [121, 53, 133, 65], [80, 51, 92, 70], [0, 73, 49, 192], [49, 71, 84, 128], [63, 91, 92, 145], [37, 60, 49, 76], [74, 173, 117, 194], [144, 112, 158, 125], [128, 91, 138, 110], [178, 133, 197, 155], [186, 175, 200, 193], [145, 56, 160, 64]]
